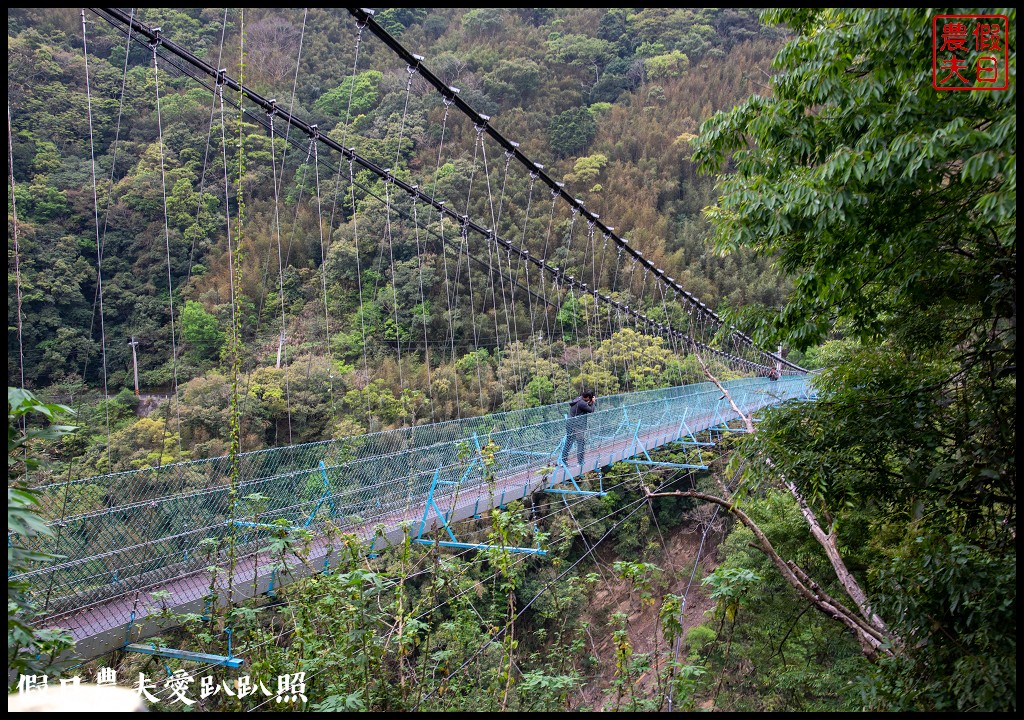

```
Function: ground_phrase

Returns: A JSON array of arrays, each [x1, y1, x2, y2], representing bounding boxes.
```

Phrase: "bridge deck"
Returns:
[[20, 378, 811, 660]]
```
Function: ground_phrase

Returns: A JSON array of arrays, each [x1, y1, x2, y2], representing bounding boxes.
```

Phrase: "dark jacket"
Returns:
[[566, 396, 595, 431]]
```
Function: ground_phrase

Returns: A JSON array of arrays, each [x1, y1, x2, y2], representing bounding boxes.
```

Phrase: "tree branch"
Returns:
[[768, 459, 892, 636], [691, 348, 755, 434], [646, 487, 895, 660]]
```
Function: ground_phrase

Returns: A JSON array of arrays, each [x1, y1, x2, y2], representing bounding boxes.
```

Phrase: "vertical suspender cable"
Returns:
[[326, 21, 363, 235], [225, 6, 247, 612], [348, 158, 373, 427], [81, 10, 112, 469], [519, 173, 541, 362], [311, 133, 336, 428], [410, 196, 435, 421], [457, 128, 487, 411], [477, 135, 504, 347], [152, 37, 184, 456], [430, 99, 462, 417], [271, 8, 307, 211], [187, 9, 229, 283], [381, 172, 406, 413], [334, 15, 373, 427], [70, 8, 133, 470], [382, 65, 419, 414], [267, 113, 293, 444], [560, 207, 587, 380], [8, 104, 25, 392], [479, 138, 520, 399], [218, 84, 238, 389], [494, 150, 527, 394], [579, 220, 600, 372], [538, 190, 559, 344], [437, 207, 462, 418]]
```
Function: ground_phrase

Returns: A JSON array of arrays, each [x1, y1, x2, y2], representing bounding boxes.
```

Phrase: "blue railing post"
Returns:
[[318, 460, 338, 518], [417, 468, 442, 541]]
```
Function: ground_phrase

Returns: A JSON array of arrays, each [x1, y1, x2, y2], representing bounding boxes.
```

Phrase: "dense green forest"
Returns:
[[9, 7, 792, 478], [8, 7, 1015, 712]]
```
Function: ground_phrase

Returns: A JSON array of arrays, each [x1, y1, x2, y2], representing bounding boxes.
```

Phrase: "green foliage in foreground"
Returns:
[[70, 453, 713, 712], [8, 388, 77, 686], [692, 494, 871, 712]]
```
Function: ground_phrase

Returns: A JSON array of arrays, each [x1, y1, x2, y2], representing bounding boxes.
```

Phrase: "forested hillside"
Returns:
[[8, 7, 1014, 712], [9, 7, 789, 476]]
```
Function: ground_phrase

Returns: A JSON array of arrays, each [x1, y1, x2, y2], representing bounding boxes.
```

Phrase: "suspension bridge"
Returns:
[[10, 8, 814, 664]]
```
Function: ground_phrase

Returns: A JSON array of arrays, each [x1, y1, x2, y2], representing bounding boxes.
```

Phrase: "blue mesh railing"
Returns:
[[15, 376, 813, 635]]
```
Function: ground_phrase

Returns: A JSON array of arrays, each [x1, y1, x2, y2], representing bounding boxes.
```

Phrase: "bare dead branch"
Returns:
[[692, 348, 755, 434], [645, 487, 895, 660]]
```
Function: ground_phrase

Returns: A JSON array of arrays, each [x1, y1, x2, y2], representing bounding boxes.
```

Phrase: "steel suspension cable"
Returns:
[[518, 172, 542, 366], [494, 151, 529, 393], [605, 245, 624, 385], [92, 8, 779, 381], [355, 180, 565, 333], [217, 86, 238, 396], [424, 99, 464, 415], [343, 8, 796, 374], [559, 207, 589, 381], [319, 17, 368, 419], [435, 208, 463, 418], [461, 221, 488, 412], [271, 8, 307, 209], [47, 10, 135, 497], [477, 137, 508, 356], [95, 7, 795, 375], [255, 9, 308, 406], [381, 62, 420, 417], [596, 230, 612, 302], [538, 189, 560, 344], [88, 6, 133, 407], [656, 279, 687, 387], [457, 128, 488, 411], [579, 219, 601, 371], [224, 6, 248, 610], [500, 237, 529, 402]]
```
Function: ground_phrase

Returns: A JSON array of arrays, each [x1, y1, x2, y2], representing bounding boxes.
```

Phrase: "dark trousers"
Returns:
[[562, 428, 586, 466]]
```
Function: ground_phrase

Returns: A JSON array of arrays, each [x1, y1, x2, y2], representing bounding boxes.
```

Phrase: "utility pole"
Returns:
[[128, 336, 140, 396]]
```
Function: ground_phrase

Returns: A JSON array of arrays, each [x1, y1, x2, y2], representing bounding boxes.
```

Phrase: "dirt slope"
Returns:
[[570, 507, 727, 711]]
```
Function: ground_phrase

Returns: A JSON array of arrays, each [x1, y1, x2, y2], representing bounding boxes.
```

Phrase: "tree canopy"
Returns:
[[693, 8, 1015, 711], [695, 8, 1014, 353]]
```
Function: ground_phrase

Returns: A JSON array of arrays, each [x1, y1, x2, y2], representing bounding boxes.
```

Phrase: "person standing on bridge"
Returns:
[[562, 389, 596, 468]]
